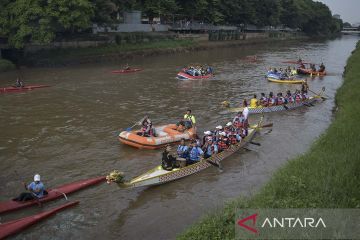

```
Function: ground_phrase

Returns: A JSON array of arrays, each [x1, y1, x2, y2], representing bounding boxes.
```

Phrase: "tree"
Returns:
[[343, 22, 352, 28], [140, 0, 178, 23]]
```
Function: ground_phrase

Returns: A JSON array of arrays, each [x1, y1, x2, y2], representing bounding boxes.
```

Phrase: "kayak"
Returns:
[[111, 68, 142, 74], [267, 77, 304, 84], [0, 201, 79, 239], [0, 176, 105, 214], [221, 92, 325, 115], [297, 68, 326, 76], [0, 85, 50, 94], [119, 124, 196, 150], [177, 68, 213, 80], [109, 119, 262, 188]]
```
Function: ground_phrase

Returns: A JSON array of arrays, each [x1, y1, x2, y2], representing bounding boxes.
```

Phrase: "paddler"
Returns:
[[319, 62, 326, 72], [233, 112, 245, 129], [202, 137, 218, 159], [259, 93, 267, 106], [140, 116, 153, 137], [177, 138, 189, 159], [124, 63, 131, 70], [13, 174, 47, 202], [162, 145, 177, 170], [242, 100, 249, 127], [183, 109, 196, 129], [250, 94, 258, 108], [187, 140, 204, 165], [301, 80, 309, 95], [15, 77, 24, 88]]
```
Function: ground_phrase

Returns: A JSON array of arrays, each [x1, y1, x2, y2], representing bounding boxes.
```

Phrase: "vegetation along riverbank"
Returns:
[[177, 40, 360, 240], [0, 59, 15, 72]]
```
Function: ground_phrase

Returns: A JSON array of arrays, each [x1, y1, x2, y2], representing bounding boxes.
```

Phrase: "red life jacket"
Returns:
[[217, 139, 228, 151]]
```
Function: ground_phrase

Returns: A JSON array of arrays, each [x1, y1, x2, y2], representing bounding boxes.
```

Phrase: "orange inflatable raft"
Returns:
[[118, 124, 196, 149]]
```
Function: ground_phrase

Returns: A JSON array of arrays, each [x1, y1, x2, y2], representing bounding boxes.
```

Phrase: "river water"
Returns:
[[0, 35, 358, 240]]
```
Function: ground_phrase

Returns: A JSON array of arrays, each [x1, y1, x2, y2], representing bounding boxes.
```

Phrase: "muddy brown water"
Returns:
[[0, 35, 359, 240]]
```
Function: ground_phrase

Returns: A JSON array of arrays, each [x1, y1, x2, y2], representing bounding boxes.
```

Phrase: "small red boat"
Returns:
[[0, 85, 50, 94], [0, 176, 105, 214], [111, 68, 142, 74], [297, 68, 326, 76], [0, 201, 79, 239], [177, 68, 213, 80]]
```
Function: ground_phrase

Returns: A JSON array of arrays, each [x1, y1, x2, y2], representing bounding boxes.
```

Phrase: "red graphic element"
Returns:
[[237, 213, 258, 234]]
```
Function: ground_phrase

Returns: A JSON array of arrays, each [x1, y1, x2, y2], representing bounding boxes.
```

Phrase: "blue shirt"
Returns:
[[205, 144, 218, 156], [177, 145, 189, 158], [189, 147, 204, 161], [27, 182, 45, 198]]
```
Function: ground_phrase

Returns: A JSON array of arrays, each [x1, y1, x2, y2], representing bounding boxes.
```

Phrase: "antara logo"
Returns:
[[237, 213, 326, 234]]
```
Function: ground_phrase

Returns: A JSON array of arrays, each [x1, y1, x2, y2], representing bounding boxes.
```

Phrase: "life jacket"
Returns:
[[250, 98, 258, 108], [228, 132, 238, 145], [295, 94, 302, 103], [217, 138, 228, 151], [177, 145, 188, 158]]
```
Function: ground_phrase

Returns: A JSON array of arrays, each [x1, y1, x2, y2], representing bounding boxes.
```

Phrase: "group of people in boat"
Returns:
[[247, 82, 310, 108], [138, 109, 196, 137], [184, 65, 213, 77], [297, 59, 326, 73], [161, 109, 249, 170], [267, 66, 298, 79]]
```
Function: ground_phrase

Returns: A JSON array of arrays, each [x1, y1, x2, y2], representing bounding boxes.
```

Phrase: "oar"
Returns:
[[206, 159, 223, 170], [122, 117, 145, 132], [308, 88, 327, 100], [249, 141, 261, 146], [250, 123, 273, 129]]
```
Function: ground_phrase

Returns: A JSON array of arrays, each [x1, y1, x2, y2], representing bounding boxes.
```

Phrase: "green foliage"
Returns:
[[0, 59, 16, 72], [177, 41, 360, 239]]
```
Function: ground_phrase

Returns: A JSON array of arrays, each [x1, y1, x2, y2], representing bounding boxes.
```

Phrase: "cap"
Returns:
[[226, 122, 232, 127], [215, 125, 223, 130], [204, 131, 212, 135], [219, 132, 226, 136], [34, 174, 41, 182]]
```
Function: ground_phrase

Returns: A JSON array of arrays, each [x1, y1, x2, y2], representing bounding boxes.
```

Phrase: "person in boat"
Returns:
[[202, 131, 213, 147], [183, 109, 196, 129], [187, 140, 204, 165], [277, 93, 285, 105], [217, 132, 230, 152], [202, 137, 218, 159], [319, 62, 326, 72], [301, 80, 309, 95], [140, 116, 153, 137], [13, 174, 47, 202], [299, 63, 306, 69], [310, 64, 316, 72], [124, 63, 131, 70], [242, 100, 249, 127], [206, 66, 213, 74], [250, 94, 258, 108], [214, 125, 223, 142], [162, 145, 177, 170], [226, 123, 241, 145], [233, 111, 245, 129], [15, 77, 24, 88], [285, 90, 294, 103], [259, 93, 268, 106], [291, 67, 298, 76], [177, 138, 189, 159], [297, 58, 303, 64], [294, 90, 302, 103], [268, 92, 276, 106]]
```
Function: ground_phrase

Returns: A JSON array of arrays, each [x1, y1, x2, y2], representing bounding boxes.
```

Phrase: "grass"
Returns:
[[0, 59, 15, 72], [25, 39, 196, 66], [177, 40, 360, 240]]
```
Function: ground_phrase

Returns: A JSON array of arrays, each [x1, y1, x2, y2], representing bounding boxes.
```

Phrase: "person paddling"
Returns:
[[162, 145, 177, 171], [183, 109, 196, 129], [124, 63, 131, 70], [15, 77, 24, 88], [13, 174, 47, 202]]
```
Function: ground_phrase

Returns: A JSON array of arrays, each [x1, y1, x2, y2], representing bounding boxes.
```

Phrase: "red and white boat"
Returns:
[[176, 68, 213, 80]]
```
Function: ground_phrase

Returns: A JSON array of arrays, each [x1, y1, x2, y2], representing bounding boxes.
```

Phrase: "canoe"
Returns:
[[222, 95, 323, 114], [119, 124, 196, 150], [0, 176, 105, 214], [0, 85, 50, 94], [281, 60, 310, 64], [111, 68, 142, 74], [297, 68, 326, 76], [176, 69, 213, 80], [0, 201, 79, 239], [111, 120, 262, 188], [267, 77, 304, 84]]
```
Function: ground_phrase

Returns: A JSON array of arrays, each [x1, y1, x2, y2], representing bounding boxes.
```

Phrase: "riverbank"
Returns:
[[0, 59, 15, 72], [177, 40, 360, 240], [20, 34, 307, 67]]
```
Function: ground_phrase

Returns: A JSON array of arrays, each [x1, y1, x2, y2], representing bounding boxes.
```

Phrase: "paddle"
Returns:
[[123, 117, 145, 132], [308, 88, 328, 100], [206, 159, 223, 170], [249, 141, 261, 146]]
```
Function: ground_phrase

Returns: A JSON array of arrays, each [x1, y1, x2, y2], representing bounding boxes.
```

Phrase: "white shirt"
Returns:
[[243, 107, 249, 120]]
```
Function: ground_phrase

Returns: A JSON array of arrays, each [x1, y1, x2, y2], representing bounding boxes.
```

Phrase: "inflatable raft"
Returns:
[[177, 68, 213, 80], [119, 124, 196, 149]]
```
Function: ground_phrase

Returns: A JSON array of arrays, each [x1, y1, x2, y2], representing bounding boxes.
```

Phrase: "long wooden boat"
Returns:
[[0, 176, 105, 214], [119, 124, 196, 150], [0, 201, 79, 239], [221, 93, 324, 114], [0, 85, 50, 94], [109, 119, 262, 188]]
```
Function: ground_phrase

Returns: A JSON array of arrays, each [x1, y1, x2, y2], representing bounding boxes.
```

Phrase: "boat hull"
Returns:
[[267, 77, 304, 84], [0, 201, 79, 239], [0, 176, 105, 214], [176, 70, 213, 80], [119, 124, 196, 150], [0, 85, 50, 94], [122, 126, 258, 188], [297, 68, 326, 76]]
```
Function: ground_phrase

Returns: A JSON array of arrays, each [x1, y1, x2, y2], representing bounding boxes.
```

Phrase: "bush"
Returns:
[[0, 59, 16, 72]]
